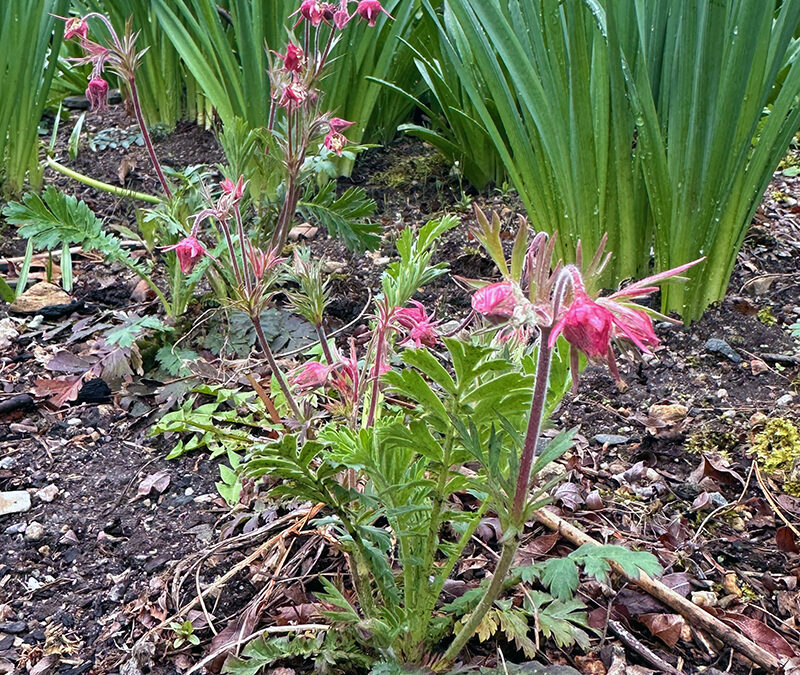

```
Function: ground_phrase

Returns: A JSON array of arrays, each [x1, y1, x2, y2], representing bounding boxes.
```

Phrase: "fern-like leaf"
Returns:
[[298, 182, 380, 252]]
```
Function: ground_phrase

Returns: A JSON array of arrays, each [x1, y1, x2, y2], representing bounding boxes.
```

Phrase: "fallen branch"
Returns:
[[533, 507, 783, 671]]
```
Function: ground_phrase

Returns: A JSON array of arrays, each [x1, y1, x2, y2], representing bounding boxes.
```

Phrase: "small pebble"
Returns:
[[705, 338, 742, 363], [24, 521, 45, 541], [184, 487, 194, 496], [593, 434, 629, 446], [0, 456, 17, 470], [776, 394, 794, 407], [4, 522, 26, 535], [27, 315, 44, 330], [35, 484, 58, 503], [66, 418, 82, 427]]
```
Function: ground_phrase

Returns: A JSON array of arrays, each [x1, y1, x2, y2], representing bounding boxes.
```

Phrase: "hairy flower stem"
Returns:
[[438, 326, 554, 669], [315, 323, 335, 364], [252, 316, 303, 420], [365, 324, 387, 428], [127, 78, 172, 200], [234, 205, 252, 296]]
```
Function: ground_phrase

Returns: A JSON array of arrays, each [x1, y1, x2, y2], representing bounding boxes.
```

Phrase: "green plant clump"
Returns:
[[751, 417, 800, 494]]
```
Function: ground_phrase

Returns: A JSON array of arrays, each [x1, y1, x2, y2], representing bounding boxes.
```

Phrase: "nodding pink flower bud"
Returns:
[[163, 235, 207, 275], [85, 77, 109, 111], [278, 43, 304, 72], [220, 175, 247, 202], [323, 130, 347, 155], [395, 300, 440, 348], [550, 291, 613, 360], [329, 117, 355, 132], [291, 361, 333, 391], [279, 82, 307, 108], [321, 3, 337, 21], [63, 16, 88, 40], [471, 281, 516, 322], [291, 0, 324, 26], [355, 0, 393, 26], [333, 7, 351, 28]]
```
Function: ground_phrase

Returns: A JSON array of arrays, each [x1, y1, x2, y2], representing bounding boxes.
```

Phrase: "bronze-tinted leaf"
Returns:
[[639, 612, 686, 647]]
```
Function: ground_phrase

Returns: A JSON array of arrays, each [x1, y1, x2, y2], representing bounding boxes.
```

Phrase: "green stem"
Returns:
[[251, 315, 303, 420], [437, 541, 517, 670], [414, 430, 455, 624], [46, 157, 162, 203], [437, 326, 556, 669]]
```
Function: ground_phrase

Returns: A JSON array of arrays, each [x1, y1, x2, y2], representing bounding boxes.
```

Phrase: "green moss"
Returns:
[[372, 153, 450, 189], [686, 430, 738, 461], [757, 306, 777, 326], [751, 418, 800, 493]]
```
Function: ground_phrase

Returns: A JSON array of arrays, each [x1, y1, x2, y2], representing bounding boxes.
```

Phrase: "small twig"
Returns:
[[754, 462, 800, 539], [607, 619, 682, 675], [533, 507, 783, 671]]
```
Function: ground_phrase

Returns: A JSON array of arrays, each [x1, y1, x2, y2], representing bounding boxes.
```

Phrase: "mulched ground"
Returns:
[[1, 103, 799, 674]]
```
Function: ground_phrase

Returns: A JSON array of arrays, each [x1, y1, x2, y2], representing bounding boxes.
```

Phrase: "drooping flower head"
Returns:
[[328, 117, 355, 133], [220, 175, 248, 203], [163, 235, 207, 275], [355, 0, 393, 26], [395, 301, 440, 348], [555, 290, 613, 360], [333, 4, 351, 29], [278, 43, 305, 72], [279, 81, 307, 108], [471, 281, 517, 323], [323, 130, 347, 155], [291, 0, 325, 26], [291, 360, 334, 391], [62, 16, 89, 40], [85, 77, 109, 111]]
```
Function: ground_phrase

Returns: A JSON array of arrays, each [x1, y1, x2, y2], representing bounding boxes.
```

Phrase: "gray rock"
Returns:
[[0, 456, 17, 470], [24, 521, 45, 541], [776, 394, 794, 407], [705, 338, 742, 363], [593, 434, 629, 446], [35, 484, 58, 503], [0, 490, 31, 516], [4, 522, 26, 535], [0, 621, 26, 634]]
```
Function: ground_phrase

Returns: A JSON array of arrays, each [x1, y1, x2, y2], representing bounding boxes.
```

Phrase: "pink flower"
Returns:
[[163, 235, 207, 274], [323, 130, 347, 155], [62, 16, 88, 40], [355, 0, 393, 26], [321, 3, 337, 21], [471, 281, 516, 322], [245, 244, 285, 280], [220, 175, 247, 202], [291, 0, 324, 26], [329, 117, 355, 132], [333, 6, 351, 28], [330, 345, 360, 403], [85, 77, 108, 111], [395, 301, 440, 348], [279, 82, 307, 108], [291, 361, 333, 390], [278, 43, 304, 72], [598, 300, 659, 353], [551, 291, 614, 360]]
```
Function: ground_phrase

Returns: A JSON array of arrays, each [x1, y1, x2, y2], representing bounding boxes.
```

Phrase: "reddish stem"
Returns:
[[128, 77, 172, 200]]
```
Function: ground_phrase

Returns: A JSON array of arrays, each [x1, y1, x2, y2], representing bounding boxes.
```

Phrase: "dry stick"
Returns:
[[606, 619, 682, 675], [754, 462, 800, 540], [532, 508, 783, 672]]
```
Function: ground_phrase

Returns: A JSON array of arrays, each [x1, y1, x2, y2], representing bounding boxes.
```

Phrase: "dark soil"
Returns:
[[1, 104, 799, 674]]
